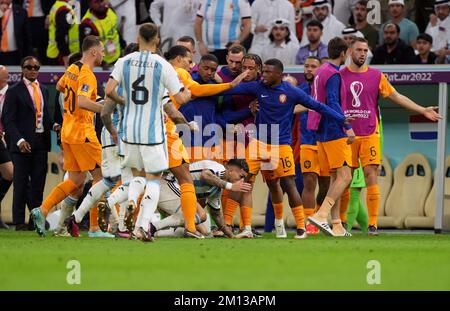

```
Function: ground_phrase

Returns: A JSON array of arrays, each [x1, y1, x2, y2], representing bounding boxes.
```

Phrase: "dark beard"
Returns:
[[304, 74, 314, 83], [353, 58, 365, 67]]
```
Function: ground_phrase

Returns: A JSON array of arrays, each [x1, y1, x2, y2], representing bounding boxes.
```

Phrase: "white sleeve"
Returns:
[[196, 0, 207, 17], [149, 0, 164, 27], [110, 57, 124, 84], [239, 0, 252, 18], [162, 63, 183, 96], [161, 90, 172, 106], [206, 187, 222, 211]]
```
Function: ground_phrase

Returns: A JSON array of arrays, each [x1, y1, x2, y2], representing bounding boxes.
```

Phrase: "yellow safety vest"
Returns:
[[82, 9, 120, 64], [47, 1, 79, 59]]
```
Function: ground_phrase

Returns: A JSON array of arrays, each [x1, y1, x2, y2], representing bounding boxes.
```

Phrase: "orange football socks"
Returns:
[[89, 207, 99, 232], [303, 207, 314, 220], [367, 185, 380, 227], [273, 202, 284, 221], [224, 198, 239, 226], [241, 206, 252, 230], [291, 206, 305, 229], [41, 179, 78, 217], [180, 183, 197, 232]]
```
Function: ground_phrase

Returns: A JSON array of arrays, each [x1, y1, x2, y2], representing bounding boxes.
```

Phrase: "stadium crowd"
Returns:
[[0, 0, 449, 66], [0, 0, 447, 239]]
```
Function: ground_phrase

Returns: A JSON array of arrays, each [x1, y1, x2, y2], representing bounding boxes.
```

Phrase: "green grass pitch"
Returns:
[[1, 230, 450, 290]]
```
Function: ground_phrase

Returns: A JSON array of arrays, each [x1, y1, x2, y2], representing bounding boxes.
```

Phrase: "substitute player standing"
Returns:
[[221, 58, 351, 239], [31, 36, 106, 237], [297, 56, 329, 235], [104, 23, 191, 241], [307, 37, 355, 237], [340, 37, 442, 236]]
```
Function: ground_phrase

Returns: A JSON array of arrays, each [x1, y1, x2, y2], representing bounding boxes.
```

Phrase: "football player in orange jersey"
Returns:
[[31, 36, 106, 237]]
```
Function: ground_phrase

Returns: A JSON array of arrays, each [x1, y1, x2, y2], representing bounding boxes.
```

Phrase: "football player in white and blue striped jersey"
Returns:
[[105, 23, 192, 241], [195, 0, 252, 62], [151, 159, 252, 238]]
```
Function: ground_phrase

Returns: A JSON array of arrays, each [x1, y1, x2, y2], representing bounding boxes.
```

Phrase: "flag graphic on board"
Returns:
[[409, 115, 438, 141]]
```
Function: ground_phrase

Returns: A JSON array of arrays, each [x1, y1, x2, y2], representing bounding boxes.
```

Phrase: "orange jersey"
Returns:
[[57, 61, 98, 144], [165, 67, 232, 137]]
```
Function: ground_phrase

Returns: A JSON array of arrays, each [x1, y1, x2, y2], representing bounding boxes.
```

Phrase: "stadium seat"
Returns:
[[404, 156, 450, 229], [379, 153, 432, 229]]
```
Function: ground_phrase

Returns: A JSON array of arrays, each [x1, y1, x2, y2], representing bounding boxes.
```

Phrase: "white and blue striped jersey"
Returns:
[[165, 160, 225, 210], [197, 0, 251, 50], [110, 51, 182, 145], [189, 160, 225, 199], [100, 110, 120, 148], [101, 86, 123, 148]]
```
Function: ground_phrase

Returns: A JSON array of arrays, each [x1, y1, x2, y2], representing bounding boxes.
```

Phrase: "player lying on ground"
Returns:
[[150, 159, 252, 238]]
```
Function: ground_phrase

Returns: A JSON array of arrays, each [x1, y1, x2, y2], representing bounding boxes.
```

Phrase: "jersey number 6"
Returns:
[[132, 75, 149, 105]]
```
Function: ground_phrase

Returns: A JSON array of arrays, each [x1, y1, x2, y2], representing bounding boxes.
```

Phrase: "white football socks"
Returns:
[[118, 201, 127, 232], [138, 179, 161, 232], [57, 196, 78, 230], [107, 185, 129, 208], [154, 213, 184, 231], [128, 177, 146, 206], [74, 180, 110, 223]]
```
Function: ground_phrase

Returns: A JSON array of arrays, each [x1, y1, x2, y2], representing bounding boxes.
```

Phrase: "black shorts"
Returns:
[[0, 141, 11, 164]]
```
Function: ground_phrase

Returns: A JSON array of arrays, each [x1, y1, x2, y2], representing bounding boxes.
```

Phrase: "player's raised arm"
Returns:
[[219, 80, 258, 96], [291, 81, 350, 127], [185, 70, 249, 97], [388, 91, 442, 121]]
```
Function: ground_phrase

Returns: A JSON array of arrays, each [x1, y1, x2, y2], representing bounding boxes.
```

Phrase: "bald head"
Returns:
[[0, 65, 8, 89]]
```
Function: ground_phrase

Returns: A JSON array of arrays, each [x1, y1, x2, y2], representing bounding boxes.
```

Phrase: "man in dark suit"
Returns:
[[2, 56, 61, 229], [0, 0, 31, 65]]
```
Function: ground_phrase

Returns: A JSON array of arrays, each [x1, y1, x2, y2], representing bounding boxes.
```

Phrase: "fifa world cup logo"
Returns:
[[350, 81, 364, 108]]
